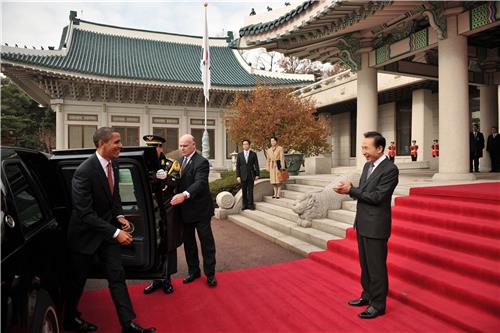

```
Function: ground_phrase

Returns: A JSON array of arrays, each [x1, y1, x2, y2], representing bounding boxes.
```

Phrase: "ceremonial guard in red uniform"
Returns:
[[410, 140, 418, 162], [387, 141, 396, 162], [432, 139, 439, 158]]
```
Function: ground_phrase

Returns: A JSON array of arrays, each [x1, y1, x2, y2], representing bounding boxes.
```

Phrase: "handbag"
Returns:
[[278, 169, 289, 183]]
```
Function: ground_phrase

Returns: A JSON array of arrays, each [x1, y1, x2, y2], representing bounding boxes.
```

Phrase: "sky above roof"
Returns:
[[1, 1, 300, 48]]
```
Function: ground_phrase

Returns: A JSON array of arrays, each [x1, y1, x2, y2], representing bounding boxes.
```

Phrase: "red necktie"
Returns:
[[107, 162, 114, 194]]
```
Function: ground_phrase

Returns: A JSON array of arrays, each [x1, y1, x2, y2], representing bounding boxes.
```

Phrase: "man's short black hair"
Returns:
[[363, 131, 386, 150], [93, 127, 114, 148], [492, 126, 498, 130], [242, 139, 251, 145]]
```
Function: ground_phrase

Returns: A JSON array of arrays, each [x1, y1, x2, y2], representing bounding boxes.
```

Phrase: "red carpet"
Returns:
[[77, 183, 500, 333]]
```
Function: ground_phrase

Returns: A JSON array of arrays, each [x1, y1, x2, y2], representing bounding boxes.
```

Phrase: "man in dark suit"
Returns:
[[170, 134, 217, 287], [236, 139, 260, 210], [470, 124, 485, 172], [64, 127, 155, 333], [335, 131, 399, 319], [486, 126, 500, 172]]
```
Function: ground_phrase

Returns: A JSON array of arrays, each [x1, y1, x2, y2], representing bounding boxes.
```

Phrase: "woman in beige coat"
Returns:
[[266, 136, 285, 198]]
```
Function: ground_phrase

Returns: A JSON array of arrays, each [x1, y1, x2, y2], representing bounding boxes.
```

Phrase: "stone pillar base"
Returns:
[[432, 172, 477, 181]]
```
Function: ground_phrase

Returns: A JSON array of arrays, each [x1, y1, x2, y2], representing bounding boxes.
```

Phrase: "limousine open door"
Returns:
[[50, 147, 162, 277]]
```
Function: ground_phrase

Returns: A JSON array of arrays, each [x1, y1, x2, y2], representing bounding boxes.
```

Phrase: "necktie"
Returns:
[[245, 151, 248, 163], [181, 157, 188, 171], [107, 162, 114, 194], [367, 163, 375, 179]]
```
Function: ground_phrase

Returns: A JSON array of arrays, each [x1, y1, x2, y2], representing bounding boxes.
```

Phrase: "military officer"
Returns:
[[142, 135, 183, 295]]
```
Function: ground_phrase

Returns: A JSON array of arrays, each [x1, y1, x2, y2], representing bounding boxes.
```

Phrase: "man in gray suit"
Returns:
[[335, 131, 399, 319]]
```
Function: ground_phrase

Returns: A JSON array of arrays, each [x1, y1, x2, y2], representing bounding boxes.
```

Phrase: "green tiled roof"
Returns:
[[2, 28, 311, 87], [239, 0, 315, 37]]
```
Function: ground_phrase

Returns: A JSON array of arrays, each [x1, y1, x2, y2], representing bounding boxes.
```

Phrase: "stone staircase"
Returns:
[[228, 177, 406, 256]]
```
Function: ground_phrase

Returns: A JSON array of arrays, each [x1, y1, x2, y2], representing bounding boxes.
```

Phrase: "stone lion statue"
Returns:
[[291, 173, 360, 227]]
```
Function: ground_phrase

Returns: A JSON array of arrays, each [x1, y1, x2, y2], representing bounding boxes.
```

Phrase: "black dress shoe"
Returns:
[[122, 322, 156, 333], [358, 306, 385, 319], [183, 272, 201, 284], [143, 280, 162, 294], [63, 316, 98, 332], [248, 205, 255, 210], [163, 280, 174, 294], [348, 298, 369, 307], [207, 276, 217, 288]]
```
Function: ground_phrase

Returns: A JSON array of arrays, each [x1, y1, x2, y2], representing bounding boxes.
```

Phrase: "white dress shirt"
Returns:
[[96, 151, 121, 238]]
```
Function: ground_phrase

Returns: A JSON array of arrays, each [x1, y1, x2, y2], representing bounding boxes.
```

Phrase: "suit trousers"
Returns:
[[470, 157, 480, 172], [65, 241, 135, 327], [357, 232, 388, 311], [183, 219, 216, 277], [489, 152, 499, 172], [161, 250, 177, 279], [241, 178, 255, 208]]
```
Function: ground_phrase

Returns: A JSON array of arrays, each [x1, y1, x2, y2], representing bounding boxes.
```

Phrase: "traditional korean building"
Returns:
[[233, 0, 500, 179], [1, 11, 313, 168]]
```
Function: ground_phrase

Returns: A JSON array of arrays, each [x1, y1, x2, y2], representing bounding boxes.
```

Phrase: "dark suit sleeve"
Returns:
[[253, 152, 260, 177], [72, 169, 117, 239], [236, 153, 241, 178], [186, 158, 210, 199], [349, 166, 399, 206]]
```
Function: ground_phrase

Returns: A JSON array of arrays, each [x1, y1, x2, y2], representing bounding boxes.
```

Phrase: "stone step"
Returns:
[[284, 183, 323, 193], [341, 200, 357, 212], [227, 214, 322, 256], [240, 209, 340, 249], [327, 209, 356, 225], [255, 202, 298, 222], [311, 218, 352, 238], [263, 196, 295, 209], [293, 178, 331, 188], [280, 190, 306, 201]]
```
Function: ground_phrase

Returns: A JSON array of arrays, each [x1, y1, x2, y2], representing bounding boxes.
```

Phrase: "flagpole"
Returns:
[[201, 2, 210, 161]]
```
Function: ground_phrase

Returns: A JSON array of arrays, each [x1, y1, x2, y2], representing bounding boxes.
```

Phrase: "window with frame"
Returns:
[[68, 125, 97, 148], [396, 101, 412, 156], [114, 127, 140, 146], [4, 163, 44, 230], [153, 127, 179, 153], [191, 129, 215, 159]]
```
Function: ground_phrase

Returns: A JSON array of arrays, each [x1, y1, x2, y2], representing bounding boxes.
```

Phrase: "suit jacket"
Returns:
[[486, 134, 500, 155], [177, 152, 214, 223], [349, 157, 399, 239], [67, 153, 123, 255], [470, 132, 485, 158], [236, 150, 260, 182]]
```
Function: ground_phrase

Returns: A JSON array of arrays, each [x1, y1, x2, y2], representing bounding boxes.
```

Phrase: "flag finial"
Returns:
[[204, 2, 208, 7]]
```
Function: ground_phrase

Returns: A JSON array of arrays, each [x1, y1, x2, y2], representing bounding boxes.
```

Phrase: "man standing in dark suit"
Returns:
[[236, 139, 260, 210], [334, 131, 399, 319], [64, 127, 155, 333], [470, 124, 485, 172], [170, 134, 217, 287], [486, 126, 500, 172]]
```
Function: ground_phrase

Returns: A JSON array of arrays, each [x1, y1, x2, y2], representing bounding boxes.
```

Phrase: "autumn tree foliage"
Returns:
[[226, 85, 331, 157]]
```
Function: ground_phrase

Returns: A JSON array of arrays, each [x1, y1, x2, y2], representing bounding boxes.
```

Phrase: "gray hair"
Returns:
[[93, 127, 114, 147]]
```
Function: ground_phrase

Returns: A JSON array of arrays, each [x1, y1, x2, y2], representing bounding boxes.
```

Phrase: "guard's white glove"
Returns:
[[156, 169, 167, 180]]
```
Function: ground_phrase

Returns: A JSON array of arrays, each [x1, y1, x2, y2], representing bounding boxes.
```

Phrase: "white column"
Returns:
[[101, 103, 108, 127], [215, 112, 225, 168], [433, 15, 475, 181], [479, 85, 499, 171], [143, 106, 151, 138], [52, 102, 65, 149], [356, 52, 378, 169], [180, 110, 189, 136], [412, 89, 434, 162]]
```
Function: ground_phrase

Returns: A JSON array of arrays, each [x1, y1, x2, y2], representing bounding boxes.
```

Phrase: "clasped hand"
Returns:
[[333, 180, 352, 195]]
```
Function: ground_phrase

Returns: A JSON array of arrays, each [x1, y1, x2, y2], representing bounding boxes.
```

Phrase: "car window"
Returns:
[[3, 163, 44, 230], [119, 168, 138, 206]]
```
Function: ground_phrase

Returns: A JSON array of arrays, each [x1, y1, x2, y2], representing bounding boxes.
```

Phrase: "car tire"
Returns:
[[30, 290, 60, 333]]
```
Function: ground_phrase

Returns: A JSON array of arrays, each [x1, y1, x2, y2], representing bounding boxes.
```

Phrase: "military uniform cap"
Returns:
[[143, 134, 166, 147]]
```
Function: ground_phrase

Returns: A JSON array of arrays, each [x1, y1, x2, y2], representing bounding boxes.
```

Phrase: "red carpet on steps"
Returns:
[[76, 183, 500, 333]]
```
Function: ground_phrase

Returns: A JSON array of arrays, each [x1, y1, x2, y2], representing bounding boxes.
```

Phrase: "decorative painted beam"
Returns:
[[458, 2, 500, 35], [370, 27, 438, 67]]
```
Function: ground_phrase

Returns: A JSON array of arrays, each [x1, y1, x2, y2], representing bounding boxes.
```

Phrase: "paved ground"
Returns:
[[85, 218, 302, 290]]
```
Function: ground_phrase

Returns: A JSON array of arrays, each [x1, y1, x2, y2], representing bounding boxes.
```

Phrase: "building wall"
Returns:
[[56, 99, 229, 168]]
